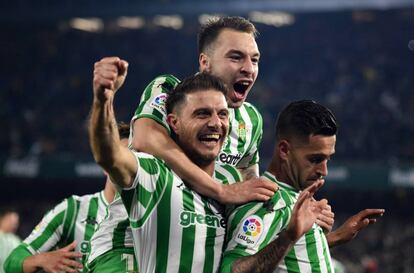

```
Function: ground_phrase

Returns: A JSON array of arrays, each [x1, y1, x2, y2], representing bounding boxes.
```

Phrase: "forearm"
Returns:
[[4, 245, 32, 273], [231, 230, 296, 273], [89, 97, 120, 168]]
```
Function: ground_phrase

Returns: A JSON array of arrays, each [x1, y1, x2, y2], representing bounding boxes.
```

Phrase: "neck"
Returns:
[[267, 155, 295, 188], [103, 179, 116, 203]]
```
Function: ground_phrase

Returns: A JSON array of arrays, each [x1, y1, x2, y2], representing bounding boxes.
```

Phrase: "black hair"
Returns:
[[117, 122, 130, 140], [198, 16, 258, 54], [166, 73, 228, 114], [276, 100, 338, 142]]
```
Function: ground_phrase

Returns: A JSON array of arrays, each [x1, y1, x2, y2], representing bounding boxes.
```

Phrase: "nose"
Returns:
[[241, 58, 255, 75], [208, 113, 221, 129], [317, 161, 328, 178]]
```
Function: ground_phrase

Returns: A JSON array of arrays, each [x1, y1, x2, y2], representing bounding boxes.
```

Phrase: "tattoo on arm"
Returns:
[[231, 230, 295, 273]]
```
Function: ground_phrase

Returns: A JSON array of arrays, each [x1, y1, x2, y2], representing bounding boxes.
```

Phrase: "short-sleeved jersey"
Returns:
[[121, 152, 243, 273], [4, 191, 109, 273], [86, 193, 134, 270], [221, 171, 334, 273], [129, 74, 263, 169]]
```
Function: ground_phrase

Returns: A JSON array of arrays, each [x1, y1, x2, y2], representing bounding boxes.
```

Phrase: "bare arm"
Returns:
[[326, 208, 385, 248], [23, 241, 83, 273], [132, 118, 276, 204], [238, 164, 259, 180], [89, 56, 137, 188], [229, 181, 324, 273]]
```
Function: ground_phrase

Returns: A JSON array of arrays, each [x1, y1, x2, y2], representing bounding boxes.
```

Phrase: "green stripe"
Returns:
[[223, 109, 233, 151], [178, 190, 195, 272], [30, 211, 65, 250], [233, 109, 245, 154], [320, 229, 333, 273], [285, 247, 301, 273], [154, 168, 173, 273], [202, 200, 216, 273], [112, 219, 129, 249], [245, 105, 262, 166], [82, 197, 99, 265], [66, 199, 80, 245], [62, 197, 75, 244], [134, 78, 157, 116], [130, 158, 169, 228], [220, 165, 243, 183], [305, 229, 321, 273]]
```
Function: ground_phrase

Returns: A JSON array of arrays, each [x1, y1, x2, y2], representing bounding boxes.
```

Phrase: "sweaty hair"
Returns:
[[198, 16, 258, 54], [166, 73, 228, 114], [276, 100, 338, 142], [117, 122, 130, 140]]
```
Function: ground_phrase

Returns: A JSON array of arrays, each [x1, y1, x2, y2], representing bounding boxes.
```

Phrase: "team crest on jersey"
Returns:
[[238, 123, 247, 142], [235, 215, 264, 247], [150, 94, 168, 114]]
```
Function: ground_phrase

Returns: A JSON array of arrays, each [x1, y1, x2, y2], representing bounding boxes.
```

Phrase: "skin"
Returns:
[[230, 133, 384, 273], [167, 90, 229, 172], [199, 29, 260, 108]]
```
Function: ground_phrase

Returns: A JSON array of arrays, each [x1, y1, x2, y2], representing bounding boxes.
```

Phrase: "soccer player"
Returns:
[[220, 100, 385, 273], [129, 16, 277, 205], [0, 209, 21, 273], [90, 59, 243, 273], [86, 123, 137, 273], [3, 125, 132, 273]]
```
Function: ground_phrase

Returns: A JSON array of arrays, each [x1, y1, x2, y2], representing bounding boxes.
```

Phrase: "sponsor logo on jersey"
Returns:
[[235, 215, 263, 247], [218, 152, 242, 166], [150, 94, 168, 114], [179, 210, 226, 229]]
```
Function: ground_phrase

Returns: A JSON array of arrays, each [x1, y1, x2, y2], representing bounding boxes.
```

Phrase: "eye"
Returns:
[[308, 155, 327, 164], [195, 109, 210, 118], [218, 110, 229, 119], [251, 57, 260, 64]]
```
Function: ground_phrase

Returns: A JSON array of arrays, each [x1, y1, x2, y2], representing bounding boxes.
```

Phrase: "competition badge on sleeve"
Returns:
[[150, 93, 168, 115], [235, 215, 264, 248]]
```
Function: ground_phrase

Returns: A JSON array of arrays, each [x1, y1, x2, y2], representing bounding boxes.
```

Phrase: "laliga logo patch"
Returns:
[[150, 94, 168, 114], [235, 215, 263, 247]]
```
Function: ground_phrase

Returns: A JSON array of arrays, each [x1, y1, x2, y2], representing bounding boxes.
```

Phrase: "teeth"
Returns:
[[200, 134, 220, 141], [205, 134, 220, 140]]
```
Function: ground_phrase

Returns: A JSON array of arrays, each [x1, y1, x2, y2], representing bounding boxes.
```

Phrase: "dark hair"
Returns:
[[198, 16, 258, 54], [276, 100, 338, 142], [117, 122, 130, 140], [166, 73, 228, 114]]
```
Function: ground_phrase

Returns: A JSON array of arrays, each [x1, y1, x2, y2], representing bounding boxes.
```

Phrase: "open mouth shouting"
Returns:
[[232, 80, 252, 101]]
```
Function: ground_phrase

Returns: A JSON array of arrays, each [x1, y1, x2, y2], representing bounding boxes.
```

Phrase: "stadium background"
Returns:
[[1, 0, 414, 272]]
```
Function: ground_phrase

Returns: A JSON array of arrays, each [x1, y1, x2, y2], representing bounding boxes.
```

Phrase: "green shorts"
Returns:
[[87, 249, 138, 273]]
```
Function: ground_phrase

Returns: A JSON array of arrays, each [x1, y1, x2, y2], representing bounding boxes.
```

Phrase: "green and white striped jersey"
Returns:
[[86, 193, 134, 267], [221, 171, 334, 273], [129, 74, 263, 169], [121, 151, 243, 273], [22, 191, 109, 269]]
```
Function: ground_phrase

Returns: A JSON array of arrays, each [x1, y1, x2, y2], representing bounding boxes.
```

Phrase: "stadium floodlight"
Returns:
[[249, 11, 295, 27], [153, 15, 183, 30], [117, 16, 145, 29], [69, 18, 104, 32]]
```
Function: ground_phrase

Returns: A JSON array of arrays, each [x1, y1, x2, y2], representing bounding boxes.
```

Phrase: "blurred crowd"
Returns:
[[1, 9, 414, 165]]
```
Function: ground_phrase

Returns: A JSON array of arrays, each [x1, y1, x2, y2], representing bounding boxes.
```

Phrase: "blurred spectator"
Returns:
[[0, 209, 21, 273]]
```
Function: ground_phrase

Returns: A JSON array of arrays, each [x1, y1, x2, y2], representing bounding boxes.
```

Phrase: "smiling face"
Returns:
[[280, 134, 336, 190], [199, 29, 260, 108], [167, 89, 229, 167]]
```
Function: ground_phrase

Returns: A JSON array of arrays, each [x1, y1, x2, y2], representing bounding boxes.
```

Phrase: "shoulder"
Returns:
[[146, 74, 180, 91], [214, 164, 243, 185]]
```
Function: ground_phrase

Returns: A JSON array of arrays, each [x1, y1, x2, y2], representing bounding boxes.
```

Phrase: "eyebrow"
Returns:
[[226, 49, 261, 58]]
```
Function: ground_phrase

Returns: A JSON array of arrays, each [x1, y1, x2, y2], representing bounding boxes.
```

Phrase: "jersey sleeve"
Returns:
[[3, 245, 32, 273], [220, 192, 292, 273], [236, 104, 263, 169], [22, 198, 71, 253], [121, 152, 172, 229], [130, 74, 180, 136]]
